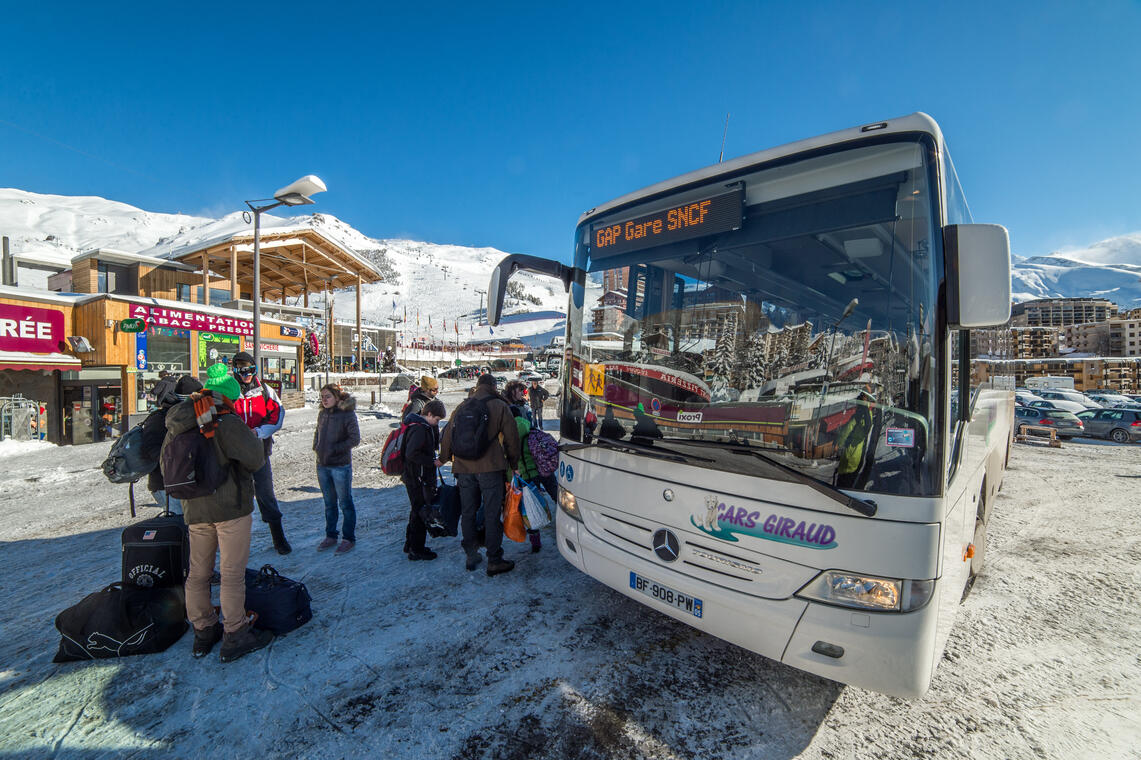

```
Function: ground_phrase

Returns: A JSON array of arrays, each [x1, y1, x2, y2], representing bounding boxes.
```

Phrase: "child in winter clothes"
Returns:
[[313, 384, 361, 554], [511, 409, 557, 553], [401, 398, 446, 560]]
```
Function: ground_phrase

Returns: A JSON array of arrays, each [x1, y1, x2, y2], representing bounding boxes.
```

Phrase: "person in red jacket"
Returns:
[[230, 351, 291, 554]]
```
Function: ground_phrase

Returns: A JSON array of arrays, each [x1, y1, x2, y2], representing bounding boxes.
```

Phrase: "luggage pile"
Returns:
[[52, 499, 313, 662]]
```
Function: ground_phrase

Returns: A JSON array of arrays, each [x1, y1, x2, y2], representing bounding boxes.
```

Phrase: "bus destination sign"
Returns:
[[591, 186, 743, 258]]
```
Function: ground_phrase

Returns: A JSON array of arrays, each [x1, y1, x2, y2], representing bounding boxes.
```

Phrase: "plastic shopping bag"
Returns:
[[503, 476, 528, 543], [520, 480, 551, 530]]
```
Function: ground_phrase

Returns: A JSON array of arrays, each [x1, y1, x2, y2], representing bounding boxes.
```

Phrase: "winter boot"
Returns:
[[408, 547, 438, 561], [269, 521, 292, 555], [529, 531, 542, 553], [465, 551, 483, 571], [486, 558, 516, 577], [219, 623, 274, 663], [192, 622, 224, 658]]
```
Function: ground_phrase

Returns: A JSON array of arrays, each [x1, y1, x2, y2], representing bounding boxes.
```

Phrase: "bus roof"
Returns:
[[578, 112, 944, 227]]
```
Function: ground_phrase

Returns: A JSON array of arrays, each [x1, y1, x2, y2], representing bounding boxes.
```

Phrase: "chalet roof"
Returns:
[[155, 226, 382, 298]]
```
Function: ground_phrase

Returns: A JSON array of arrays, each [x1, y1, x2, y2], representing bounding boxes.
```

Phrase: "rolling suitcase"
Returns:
[[122, 504, 189, 589]]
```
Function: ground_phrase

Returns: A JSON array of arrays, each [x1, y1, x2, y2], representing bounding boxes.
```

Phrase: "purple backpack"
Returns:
[[526, 429, 559, 477]]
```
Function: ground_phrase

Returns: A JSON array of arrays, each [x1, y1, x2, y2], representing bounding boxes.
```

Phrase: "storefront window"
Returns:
[[261, 355, 299, 391], [198, 332, 242, 378], [136, 327, 191, 409]]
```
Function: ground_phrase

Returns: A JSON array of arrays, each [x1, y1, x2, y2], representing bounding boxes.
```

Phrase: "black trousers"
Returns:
[[458, 471, 506, 561], [402, 476, 432, 552]]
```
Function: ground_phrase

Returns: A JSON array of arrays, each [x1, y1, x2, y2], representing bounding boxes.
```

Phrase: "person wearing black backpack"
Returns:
[[439, 373, 521, 575], [400, 398, 446, 561], [162, 363, 272, 662], [141, 375, 204, 513]]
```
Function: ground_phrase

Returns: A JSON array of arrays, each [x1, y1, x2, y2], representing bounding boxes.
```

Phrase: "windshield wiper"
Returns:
[[562, 436, 714, 465], [657, 438, 878, 517]]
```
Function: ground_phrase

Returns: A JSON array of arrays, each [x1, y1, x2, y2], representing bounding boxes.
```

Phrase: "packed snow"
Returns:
[[0, 379, 1138, 759]]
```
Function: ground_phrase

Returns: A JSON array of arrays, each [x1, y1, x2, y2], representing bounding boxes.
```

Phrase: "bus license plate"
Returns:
[[629, 571, 703, 618]]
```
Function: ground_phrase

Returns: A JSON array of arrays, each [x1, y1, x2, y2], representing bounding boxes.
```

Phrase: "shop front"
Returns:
[[0, 295, 82, 443]]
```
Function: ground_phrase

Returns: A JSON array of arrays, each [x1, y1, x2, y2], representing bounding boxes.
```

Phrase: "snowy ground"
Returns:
[[1, 383, 1139, 759]]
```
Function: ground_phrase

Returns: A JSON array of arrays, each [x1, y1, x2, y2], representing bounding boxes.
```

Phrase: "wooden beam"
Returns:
[[201, 251, 210, 305], [230, 245, 239, 300]]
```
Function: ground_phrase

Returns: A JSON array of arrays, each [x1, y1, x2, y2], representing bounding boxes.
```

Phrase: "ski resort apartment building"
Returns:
[[0, 229, 382, 444]]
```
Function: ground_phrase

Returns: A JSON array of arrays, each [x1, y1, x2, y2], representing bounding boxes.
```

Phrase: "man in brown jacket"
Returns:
[[162, 367, 271, 662], [439, 374, 521, 575]]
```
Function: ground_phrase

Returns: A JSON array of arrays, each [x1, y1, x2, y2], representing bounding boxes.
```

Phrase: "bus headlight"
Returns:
[[796, 571, 934, 612], [558, 488, 582, 521]]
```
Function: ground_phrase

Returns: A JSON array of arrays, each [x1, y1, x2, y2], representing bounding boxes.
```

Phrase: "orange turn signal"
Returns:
[[964, 544, 976, 560]]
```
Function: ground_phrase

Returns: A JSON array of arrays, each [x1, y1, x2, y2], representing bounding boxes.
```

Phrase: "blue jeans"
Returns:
[[317, 464, 356, 542], [252, 456, 284, 525]]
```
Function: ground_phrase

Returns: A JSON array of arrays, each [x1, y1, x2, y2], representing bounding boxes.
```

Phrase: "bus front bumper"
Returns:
[[557, 510, 937, 698]]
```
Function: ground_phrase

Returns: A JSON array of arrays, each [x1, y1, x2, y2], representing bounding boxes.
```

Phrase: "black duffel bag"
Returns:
[[244, 565, 312, 635], [53, 583, 188, 663], [428, 469, 461, 538]]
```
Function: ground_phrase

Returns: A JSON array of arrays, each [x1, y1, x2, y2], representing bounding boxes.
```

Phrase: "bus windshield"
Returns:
[[564, 137, 943, 496]]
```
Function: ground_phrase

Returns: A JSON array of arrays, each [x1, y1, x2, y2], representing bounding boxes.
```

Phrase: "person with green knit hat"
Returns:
[[204, 362, 242, 403], [160, 362, 272, 662]]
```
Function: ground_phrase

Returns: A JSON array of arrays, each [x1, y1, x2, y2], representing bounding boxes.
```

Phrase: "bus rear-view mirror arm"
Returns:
[[944, 224, 1012, 328], [487, 254, 586, 326]]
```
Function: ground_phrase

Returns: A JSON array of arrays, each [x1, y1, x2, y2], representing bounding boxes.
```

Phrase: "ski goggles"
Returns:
[[234, 365, 257, 377]]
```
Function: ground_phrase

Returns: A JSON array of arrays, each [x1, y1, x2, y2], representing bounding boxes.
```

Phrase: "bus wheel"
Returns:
[[962, 519, 987, 602]]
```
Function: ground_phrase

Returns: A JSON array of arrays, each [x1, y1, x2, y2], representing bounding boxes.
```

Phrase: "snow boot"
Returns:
[[465, 551, 483, 571], [192, 622, 224, 658], [268, 521, 292, 555], [219, 623, 274, 663], [486, 558, 516, 577], [408, 547, 438, 561], [529, 531, 541, 553]]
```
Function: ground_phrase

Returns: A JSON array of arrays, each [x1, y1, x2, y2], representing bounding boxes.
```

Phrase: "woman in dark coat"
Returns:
[[313, 384, 361, 554]]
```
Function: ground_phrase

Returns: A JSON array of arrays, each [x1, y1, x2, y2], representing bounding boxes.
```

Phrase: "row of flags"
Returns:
[[393, 299, 495, 338]]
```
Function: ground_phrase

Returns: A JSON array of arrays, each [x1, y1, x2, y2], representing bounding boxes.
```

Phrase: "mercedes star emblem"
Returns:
[[652, 529, 680, 563]]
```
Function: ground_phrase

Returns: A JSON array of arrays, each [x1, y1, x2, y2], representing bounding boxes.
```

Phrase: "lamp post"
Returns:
[[244, 175, 326, 385]]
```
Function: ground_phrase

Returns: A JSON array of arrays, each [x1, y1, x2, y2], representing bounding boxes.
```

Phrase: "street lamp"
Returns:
[[244, 175, 326, 383]]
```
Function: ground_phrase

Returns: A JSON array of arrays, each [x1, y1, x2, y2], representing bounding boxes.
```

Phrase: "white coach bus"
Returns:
[[487, 113, 1014, 698]]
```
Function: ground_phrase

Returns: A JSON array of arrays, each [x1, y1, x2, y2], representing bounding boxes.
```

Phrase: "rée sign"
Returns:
[[591, 186, 743, 258]]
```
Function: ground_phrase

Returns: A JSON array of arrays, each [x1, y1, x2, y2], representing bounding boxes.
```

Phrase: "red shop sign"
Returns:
[[128, 305, 253, 337], [0, 303, 65, 353]]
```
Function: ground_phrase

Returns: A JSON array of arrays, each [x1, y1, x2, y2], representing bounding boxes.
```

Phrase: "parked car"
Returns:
[[1014, 390, 1044, 406], [1015, 406, 1085, 439], [1084, 392, 1134, 407], [1028, 398, 1088, 415], [1074, 408, 1141, 443], [1036, 389, 1101, 410]]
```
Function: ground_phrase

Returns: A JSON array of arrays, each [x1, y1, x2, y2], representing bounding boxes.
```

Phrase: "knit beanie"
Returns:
[[420, 375, 439, 392], [204, 362, 242, 402]]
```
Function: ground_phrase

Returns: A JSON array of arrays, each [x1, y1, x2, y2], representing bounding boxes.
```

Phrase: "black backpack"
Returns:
[[101, 422, 158, 484], [449, 396, 491, 460], [161, 428, 230, 500]]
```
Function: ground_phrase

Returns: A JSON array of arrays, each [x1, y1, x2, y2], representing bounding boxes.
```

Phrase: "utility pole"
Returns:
[[325, 281, 333, 388], [475, 289, 486, 326]]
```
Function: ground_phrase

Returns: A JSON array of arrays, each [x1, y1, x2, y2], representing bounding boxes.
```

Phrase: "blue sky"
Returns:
[[2, 1, 1138, 263]]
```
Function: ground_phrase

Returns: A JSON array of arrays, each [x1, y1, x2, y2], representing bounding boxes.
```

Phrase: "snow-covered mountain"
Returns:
[[0, 188, 585, 346], [1011, 234, 1141, 307], [3, 187, 1140, 332]]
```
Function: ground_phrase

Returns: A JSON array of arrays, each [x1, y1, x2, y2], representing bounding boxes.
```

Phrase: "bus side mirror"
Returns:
[[944, 224, 1011, 328], [487, 254, 584, 326]]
